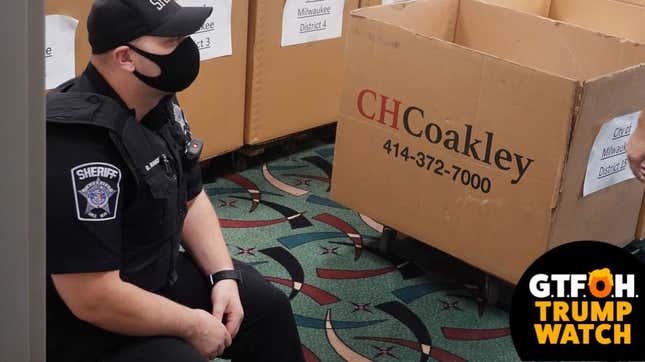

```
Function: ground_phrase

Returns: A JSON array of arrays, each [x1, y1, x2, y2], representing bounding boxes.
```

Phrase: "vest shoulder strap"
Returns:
[[46, 91, 129, 134], [46, 89, 161, 187]]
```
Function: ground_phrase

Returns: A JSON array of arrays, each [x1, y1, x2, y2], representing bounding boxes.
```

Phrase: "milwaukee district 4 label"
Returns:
[[176, 0, 232, 60], [281, 0, 346, 47], [583, 111, 641, 197]]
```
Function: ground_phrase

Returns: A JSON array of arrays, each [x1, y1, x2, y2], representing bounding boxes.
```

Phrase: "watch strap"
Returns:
[[208, 269, 242, 287]]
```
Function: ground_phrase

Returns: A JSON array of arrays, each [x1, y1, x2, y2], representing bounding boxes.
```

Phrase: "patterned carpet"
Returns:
[[205, 143, 645, 362]]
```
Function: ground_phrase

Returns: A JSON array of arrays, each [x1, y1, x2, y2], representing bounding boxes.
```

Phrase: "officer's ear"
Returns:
[[113, 45, 136, 73]]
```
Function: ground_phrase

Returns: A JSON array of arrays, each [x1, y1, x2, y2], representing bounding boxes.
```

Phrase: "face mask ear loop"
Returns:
[[125, 43, 150, 58], [123, 43, 160, 80]]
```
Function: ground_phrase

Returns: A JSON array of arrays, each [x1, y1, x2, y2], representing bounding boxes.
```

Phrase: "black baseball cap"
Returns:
[[88, 0, 213, 54]]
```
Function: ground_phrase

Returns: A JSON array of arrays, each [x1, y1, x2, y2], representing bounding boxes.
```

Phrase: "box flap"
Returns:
[[479, 0, 645, 47], [456, 0, 645, 81], [549, 0, 645, 45], [615, 0, 645, 5], [351, 0, 459, 41], [480, 0, 551, 16], [549, 63, 645, 248]]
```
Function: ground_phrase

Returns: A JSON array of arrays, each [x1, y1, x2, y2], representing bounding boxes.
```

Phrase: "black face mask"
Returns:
[[127, 38, 200, 93]]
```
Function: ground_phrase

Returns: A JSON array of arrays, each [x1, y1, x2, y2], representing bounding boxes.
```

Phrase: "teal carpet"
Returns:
[[205, 143, 645, 361]]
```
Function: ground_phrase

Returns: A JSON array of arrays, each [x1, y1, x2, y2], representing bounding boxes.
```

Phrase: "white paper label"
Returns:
[[583, 111, 641, 197], [382, 0, 411, 4], [176, 0, 232, 60], [281, 0, 346, 47], [45, 15, 79, 90]]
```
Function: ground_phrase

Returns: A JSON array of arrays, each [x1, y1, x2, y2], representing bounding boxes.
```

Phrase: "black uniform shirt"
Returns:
[[46, 64, 203, 361]]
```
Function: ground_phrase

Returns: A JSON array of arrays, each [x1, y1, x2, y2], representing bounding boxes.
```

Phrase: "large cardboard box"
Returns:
[[244, 0, 360, 145], [330, 0, 645, 283], [45, 0, 248, 160]]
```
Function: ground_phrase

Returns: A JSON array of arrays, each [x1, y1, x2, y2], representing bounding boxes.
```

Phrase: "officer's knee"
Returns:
[[235, 262, 295, 319], [266, 284, 291, 310], [263, 286, 296, 325], [247, 280, 293, 319]]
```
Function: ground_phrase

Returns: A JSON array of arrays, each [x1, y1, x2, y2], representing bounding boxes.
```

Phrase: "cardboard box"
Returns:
[[244, 0, 360, 145], [481, 0, 645, 240], [45, 0, 248, 160], [330, 0, 645, 283]]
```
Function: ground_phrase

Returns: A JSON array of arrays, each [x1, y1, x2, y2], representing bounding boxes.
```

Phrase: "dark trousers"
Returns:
[[99, 254, 305, 362]]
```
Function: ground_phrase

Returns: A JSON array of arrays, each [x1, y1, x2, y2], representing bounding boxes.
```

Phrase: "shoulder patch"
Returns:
[[71, 162, 122, 221]]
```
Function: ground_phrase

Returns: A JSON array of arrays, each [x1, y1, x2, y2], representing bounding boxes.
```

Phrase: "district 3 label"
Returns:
[[176, 0, 232, 60], [282, 0, 346, 47], [583, 111, 641, 197]]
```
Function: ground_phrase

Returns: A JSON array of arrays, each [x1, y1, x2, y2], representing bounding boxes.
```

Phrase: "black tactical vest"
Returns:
[[47, 82, 196, 291]]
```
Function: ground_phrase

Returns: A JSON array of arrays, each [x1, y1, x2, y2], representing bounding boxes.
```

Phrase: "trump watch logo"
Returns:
[[510, 241, 645, 360]]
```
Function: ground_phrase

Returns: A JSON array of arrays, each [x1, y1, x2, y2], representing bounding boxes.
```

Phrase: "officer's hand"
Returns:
[[211, 279, 244, 340], [627, 114, 645, 182], [185, 308, 232, 360]]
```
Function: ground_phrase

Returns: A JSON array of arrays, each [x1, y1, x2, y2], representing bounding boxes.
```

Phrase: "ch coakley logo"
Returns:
[[355, 89, 535, 185], [529, 268, 636, 345]]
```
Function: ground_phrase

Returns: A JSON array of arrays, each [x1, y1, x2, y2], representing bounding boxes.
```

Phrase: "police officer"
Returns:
[[46, 1, 305, 361]]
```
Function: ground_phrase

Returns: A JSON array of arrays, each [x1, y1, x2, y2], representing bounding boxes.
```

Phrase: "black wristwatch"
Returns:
[[208, 269, 242, 287]]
